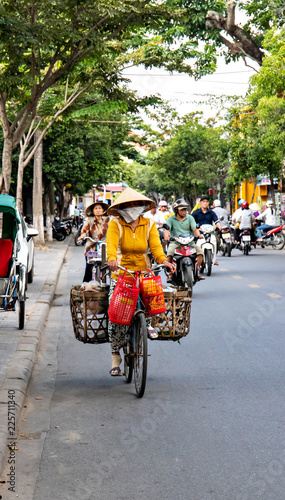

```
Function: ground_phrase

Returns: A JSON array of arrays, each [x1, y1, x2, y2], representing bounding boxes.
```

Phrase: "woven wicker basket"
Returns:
[[70, 285, 109, 344], [151, 287, 192, 341]]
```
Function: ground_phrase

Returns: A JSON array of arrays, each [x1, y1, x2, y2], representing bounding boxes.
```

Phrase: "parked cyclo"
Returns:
[[0, 195, 37, 329]]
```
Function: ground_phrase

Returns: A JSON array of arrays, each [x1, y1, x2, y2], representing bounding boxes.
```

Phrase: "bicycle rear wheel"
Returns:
[[133, 311, 147, 398]]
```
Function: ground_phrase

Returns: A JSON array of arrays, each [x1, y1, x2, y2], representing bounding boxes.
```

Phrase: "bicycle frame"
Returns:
[[86, 239, 107, 282]]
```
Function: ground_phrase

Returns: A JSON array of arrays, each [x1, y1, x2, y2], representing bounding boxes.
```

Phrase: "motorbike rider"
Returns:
[[155, 200, 171, 250], [212, 199, 230, 227], [191, 195, 222, 265], [164, 199, 205, 281], [232, 198, 245, 243], [256, 200, 278, 241], [237, 201, 256, 243], [144, 203, 158, 222]]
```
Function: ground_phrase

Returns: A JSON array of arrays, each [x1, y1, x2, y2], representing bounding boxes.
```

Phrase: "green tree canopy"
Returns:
[[145, 115, 229, 203]]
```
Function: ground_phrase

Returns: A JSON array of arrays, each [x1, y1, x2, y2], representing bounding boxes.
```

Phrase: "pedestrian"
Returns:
[[74, 205, 80, 228], [77, 202, 110, 282]]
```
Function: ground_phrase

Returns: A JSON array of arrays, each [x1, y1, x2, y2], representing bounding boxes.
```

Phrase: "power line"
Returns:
[[122, 70, 253, 76]]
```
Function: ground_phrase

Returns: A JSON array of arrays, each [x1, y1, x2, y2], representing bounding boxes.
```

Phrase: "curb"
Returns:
[[0, 237, 71, 475]]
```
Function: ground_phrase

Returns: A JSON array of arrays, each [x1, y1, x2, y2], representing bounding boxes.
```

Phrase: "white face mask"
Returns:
[[117, 205, 146, 223]]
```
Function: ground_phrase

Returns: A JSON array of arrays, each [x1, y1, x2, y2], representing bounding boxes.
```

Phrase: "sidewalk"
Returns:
[[0, 237, 71, 475]]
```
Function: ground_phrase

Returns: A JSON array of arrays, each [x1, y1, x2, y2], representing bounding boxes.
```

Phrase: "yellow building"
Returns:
[[234, 178, 273, 211]]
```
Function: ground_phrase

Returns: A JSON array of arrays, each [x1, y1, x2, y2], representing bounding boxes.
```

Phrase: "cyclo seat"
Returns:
[[0, 239, 13, 277]]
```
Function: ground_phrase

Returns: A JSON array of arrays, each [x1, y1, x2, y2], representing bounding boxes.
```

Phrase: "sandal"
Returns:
[[109, 366, 121, 376], [214, 261, 219, 266], [197, 275, 205, 281], [109, 354, 122, 376], [147, 327, 159, 340]]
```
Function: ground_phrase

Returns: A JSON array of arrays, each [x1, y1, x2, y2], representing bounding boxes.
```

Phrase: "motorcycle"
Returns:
[[219, 224, 234, 257], [239, 227, 252, 255], [167, 234, 199, 293], [257, 224, 285, 250], [196, 223, 218, 276], [157, 223, 169, 252], [74, 221, 86, 246], [52, 219, 69, 241]]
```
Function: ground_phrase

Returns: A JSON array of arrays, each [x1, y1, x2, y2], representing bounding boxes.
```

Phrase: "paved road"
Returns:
[[2, 244, 285, 500]]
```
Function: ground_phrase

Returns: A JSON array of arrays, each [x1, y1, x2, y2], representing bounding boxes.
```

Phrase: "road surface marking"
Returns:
[[267, 293, 282, 299], [248, 284, 260, 288], [232, 275, 243, 279]]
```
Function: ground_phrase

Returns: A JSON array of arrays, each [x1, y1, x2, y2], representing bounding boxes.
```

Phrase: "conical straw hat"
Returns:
[[85, 201, 109, 217], [107, 187, 155, 215]]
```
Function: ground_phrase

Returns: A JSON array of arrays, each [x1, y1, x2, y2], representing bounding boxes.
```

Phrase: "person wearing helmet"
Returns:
[[191, 196, 223, 265], [164, 199, 205, 280], [235, 201, 256, 244], [232, 199, 245, 224], [212, 199, 230, 227], [255, 200, 278, 240], [156, 200, 171, 224]]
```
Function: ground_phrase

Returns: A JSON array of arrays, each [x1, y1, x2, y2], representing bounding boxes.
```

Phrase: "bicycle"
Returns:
[[104, 263, 165, 398], [85, 236, 107, 282]]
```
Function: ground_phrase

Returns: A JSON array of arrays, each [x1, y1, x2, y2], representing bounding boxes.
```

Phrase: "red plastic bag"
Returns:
[[139, 269, 166, 316], [108, 270, 139, 326]]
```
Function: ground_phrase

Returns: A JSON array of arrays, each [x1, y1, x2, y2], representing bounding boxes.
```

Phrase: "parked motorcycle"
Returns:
[[196, 223, 218, 276], [167, 234, 199, 293], [52, 219, 69, 241], [257, 224, 285, 250]]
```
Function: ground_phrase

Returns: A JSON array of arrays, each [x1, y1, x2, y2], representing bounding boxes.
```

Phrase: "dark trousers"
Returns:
[[83, 257, 93, 282]]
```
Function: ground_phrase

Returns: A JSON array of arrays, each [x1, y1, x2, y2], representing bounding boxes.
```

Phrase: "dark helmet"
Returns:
[[241, 201, 249, 209], [173, 198, 188, 214]]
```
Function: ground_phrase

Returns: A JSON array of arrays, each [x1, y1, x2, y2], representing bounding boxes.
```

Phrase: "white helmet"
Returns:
[[213, 199, 221, 207], [266, 200, 273, 207], [158, 200, 168, 207]]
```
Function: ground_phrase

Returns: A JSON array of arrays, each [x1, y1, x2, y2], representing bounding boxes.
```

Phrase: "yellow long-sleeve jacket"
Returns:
[[107, 216, 166, 279]]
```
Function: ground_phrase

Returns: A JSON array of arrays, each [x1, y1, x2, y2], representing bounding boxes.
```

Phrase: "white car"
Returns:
[[16, 212, 38, 284]]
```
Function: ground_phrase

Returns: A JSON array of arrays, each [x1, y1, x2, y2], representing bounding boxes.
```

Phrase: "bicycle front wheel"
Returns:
[[124, 341, 133, 384], [133, 311, 148, 398]]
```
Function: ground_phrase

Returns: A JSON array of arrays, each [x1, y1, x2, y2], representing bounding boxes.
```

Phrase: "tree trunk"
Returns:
[[33, 132, 45, 245], [63, 190, 72, 218], [0, 136, 13, 194], [45, 180, 54, 242], [16, 152, 25, 212]]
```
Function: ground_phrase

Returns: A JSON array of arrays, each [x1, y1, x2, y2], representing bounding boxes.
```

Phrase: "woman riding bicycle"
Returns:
[[106, 187, 175, 376], [77, 201, 110, 282]]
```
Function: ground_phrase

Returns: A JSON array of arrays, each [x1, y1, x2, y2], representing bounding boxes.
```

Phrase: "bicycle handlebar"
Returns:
[[102, 263, 167, 275], [86, 236, 106, 243]]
